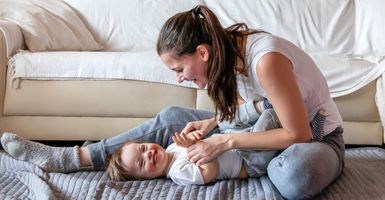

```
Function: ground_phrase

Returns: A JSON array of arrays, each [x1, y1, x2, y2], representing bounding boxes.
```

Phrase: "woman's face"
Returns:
[[120, 143, 169, 179], [160, 45, 209, 89]]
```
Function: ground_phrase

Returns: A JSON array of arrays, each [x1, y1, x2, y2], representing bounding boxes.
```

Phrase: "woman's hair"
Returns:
[[157, 5, 260, 122], [106, 141, 142, 181]]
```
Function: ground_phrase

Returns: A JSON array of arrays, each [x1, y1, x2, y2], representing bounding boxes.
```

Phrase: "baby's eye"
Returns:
[[140, 160, 145, 168], [141, 144, 145, 152]]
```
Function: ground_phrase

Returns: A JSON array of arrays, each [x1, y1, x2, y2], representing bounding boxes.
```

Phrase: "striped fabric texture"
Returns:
[[1, 147, 385, 199]]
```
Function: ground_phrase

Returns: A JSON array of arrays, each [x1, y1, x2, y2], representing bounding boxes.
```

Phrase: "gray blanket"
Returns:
[[1, 147, 385, 200]]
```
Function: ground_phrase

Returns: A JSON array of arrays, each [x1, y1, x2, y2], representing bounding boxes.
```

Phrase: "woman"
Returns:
[[1, 5, 344, 199], [155, 5, 344, 199]]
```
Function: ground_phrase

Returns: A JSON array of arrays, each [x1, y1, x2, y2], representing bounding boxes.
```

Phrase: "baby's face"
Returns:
[[120, 143, 169, 179]]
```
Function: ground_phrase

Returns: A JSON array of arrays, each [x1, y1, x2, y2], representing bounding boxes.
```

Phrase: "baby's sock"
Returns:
[[1, 132, 81, 173]]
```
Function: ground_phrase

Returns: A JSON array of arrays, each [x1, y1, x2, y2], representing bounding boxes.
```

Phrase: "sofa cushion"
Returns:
[[63, 0, 358, 58], [4, 77, 197, 118], [2, 78, 382, 144], [63, 0, 199, 51], [8, 50, 195, 88], [205, 0, 354, 57], [354, 0, 385, 63], [0, 0, 102, 51]]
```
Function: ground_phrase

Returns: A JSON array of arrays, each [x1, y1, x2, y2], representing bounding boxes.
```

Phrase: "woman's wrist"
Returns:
[[223, 134, 235, 151], [210, 116, 219, 127]]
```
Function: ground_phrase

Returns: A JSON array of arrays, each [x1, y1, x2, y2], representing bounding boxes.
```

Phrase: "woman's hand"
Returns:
[[187, 134, 231, 166], [180, 117, 217, 140]]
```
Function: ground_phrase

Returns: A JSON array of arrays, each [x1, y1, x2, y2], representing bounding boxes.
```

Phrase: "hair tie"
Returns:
[[192, 6, 204, 19]]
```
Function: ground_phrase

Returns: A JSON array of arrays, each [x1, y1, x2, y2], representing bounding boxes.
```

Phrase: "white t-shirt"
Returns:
[[165, 141, 242, 186], [237, 33, 342, 137]]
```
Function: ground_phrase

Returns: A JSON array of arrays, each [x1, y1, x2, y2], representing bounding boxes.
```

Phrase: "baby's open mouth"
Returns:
[[153, 150, 158, 164]]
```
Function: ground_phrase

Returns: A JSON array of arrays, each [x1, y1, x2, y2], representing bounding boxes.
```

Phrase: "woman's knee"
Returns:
[[159, 106, 185, 115], [158, 106, 214, 123], [267, 143, 340, 199], [157, 106, 188, 121], [252, 109, 281, 132]]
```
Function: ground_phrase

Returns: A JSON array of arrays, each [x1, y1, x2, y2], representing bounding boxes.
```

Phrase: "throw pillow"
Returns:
[[0, 0, 102, 51]]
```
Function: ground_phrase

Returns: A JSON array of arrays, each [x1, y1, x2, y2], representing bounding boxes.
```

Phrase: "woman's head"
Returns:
[[157, 5, 257, 121], [106, 141, 170, 181]]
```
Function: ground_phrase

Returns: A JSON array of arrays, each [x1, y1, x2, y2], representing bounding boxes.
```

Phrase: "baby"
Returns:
[[106, 133, 248, 185], [106, 99, 277, 185]]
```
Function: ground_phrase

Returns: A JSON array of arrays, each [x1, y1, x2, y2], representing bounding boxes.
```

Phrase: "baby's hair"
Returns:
[[106, 140, 143, 181]]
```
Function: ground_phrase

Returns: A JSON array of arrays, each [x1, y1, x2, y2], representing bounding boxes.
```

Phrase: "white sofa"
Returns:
[[0, 0, 384, 145]]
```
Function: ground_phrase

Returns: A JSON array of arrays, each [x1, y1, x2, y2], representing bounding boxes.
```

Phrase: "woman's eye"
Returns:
[[175, 67, 183, 73]]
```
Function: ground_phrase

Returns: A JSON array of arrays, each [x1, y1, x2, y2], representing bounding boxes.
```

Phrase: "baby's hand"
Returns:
[[172, 130, 203, 148]]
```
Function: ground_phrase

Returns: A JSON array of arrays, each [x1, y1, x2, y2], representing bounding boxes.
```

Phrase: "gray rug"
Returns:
[[315, 147, 385, 200], [1, 147, 385, 200]]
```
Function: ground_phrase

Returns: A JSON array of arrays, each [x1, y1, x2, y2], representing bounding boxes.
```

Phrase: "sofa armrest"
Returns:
[[0, 20, 24, 116], [0, 20, 25, 58], [0, 30, 6, 116]]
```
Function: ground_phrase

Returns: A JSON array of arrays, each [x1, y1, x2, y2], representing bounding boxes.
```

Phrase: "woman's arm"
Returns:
[[228, 52, 312, 149], [187, 52, 312, 165]]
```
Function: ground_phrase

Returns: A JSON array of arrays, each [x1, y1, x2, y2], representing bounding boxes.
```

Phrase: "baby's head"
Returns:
[[107, 141, 171, 181]]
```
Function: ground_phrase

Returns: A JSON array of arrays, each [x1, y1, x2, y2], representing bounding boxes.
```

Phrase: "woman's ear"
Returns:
[[196, 44, 209, 62]]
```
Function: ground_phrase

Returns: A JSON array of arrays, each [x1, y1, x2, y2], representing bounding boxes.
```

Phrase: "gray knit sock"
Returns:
[[1, 132, 81, 173]]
